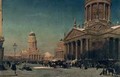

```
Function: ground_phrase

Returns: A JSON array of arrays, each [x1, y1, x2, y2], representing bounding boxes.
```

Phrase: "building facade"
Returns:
[[64, 0, 120, 60], [21, 32, 41, 61], [43, 52, 54, 61], [55, 39, 65, 61], [0, 0, 4, 61]]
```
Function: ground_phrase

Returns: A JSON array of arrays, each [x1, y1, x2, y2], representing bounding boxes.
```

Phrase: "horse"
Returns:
[[106, 67, 115, 76]]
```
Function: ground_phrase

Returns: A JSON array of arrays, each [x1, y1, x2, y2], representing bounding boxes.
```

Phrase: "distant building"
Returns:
[[64, 0, 120, 60], [21, 32, 41, 61], [55, 39, 65, 61], [43, 52, 54, 61], [4, 54, 21, 61]]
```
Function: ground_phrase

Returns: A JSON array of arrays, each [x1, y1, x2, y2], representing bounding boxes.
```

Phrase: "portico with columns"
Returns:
[[64, 0, 120, 60], [64, 26, 120, 60], [64, 29, 91, 60]]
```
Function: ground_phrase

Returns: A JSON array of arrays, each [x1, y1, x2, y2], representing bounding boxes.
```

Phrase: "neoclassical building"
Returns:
[[43, 52, 54, 61], [64, 0, 120, 60], [55, 39, 65, 61], [21, 32, 41, 61]]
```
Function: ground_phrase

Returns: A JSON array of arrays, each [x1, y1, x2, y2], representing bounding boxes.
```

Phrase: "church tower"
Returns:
[[28, 32, 38, 52], [0, 0, 4, 61], [84, 0, 111, 28]]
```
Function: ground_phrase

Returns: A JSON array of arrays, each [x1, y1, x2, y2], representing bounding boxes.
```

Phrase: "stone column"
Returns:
[[30, 55, 31, 60], [108, 5, 110, 21], [37, 55, 38, 61], [75, 41, 78, 60], [67, 43, 69, 59], [88, 39, 92, 51], [68, 43, 70, 55], [0, 48, 3, 61], [103, 3, 106, 20], [65, 43, 67, 59], [32, 55, 34, 60], [80, 39, 83, 54], [39, 56, 41, 60], [105, 38, 109, 59], [86, 39, 89, 51], [113, 38, 115, 59], [68, 43, 71, 60], [114, 39, 118, 59], [85, 7, 87, 22], [31, 55, 33, 60], [107, 38, 110, 59], [86, 39, 89, 58], [117, 39, 119, 59], [118, 39, 120, 60], [90, 5, 92, 21], [71, 42, 74, 55], [29, 55, 30, 60], [86, 6, 88, 21], [97, 2, 99, 19]]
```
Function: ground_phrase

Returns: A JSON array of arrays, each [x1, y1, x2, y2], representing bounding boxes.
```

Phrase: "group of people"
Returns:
[[1, 60, 119, 76], [42, 60, 90, 69], [100, 67, 115, 76], [42, 60, 119, 76], [2, 61, 17, 76]]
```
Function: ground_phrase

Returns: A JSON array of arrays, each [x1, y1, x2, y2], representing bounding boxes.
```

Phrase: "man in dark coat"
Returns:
[[11, 63, 17, 76]]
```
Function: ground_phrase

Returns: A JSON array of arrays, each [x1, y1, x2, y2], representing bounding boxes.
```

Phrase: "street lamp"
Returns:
[[13, 43, 17, 61]]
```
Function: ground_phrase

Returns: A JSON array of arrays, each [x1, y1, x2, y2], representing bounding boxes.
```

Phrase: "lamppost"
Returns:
[[13, 43, 17, 61]]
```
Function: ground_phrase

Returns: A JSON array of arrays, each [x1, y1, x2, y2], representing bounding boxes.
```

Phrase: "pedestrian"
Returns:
[[11, 63, 17, 76], [7, 61, 11, 68]]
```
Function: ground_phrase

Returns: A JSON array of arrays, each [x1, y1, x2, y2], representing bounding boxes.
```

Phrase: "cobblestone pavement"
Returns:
[[0, 67, 115, 77]]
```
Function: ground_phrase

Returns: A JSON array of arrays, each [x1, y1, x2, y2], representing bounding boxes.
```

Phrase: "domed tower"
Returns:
[[85, 0, 111, 28], [28, 32, 38, 52]]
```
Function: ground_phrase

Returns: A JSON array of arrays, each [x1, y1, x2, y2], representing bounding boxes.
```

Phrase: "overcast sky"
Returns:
[[2, 0, 120, 55]]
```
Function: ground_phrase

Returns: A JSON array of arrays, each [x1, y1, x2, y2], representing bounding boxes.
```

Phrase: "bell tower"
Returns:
[[84, 0, 111, 28], [28, 32, 38, 52]]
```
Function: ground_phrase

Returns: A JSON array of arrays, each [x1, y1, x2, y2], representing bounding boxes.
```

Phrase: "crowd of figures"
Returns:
[[41, 59, 120, 76], [0, 61, 33, 76], [0, 61, 17, 76], [0, 59, 120, 76]]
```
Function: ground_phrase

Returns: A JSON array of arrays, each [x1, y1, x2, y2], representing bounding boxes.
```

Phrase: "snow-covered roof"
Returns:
[[44, 52, 53, 57], [29, 31, 35, 36], [111, 25, 120, 29], [75, 28, 85, 31]]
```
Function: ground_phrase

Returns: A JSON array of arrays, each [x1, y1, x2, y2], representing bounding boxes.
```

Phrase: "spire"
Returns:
[[73, 18, 77, 28]]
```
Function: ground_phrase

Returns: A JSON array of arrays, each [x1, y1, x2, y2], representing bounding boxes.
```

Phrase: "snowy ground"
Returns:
[[0, 66, 115, 77]]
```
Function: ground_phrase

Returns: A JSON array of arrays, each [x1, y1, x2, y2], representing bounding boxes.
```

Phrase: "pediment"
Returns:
[[109, 27, 120, 34], [86, 22, 110, 32], [64, 28, 85, 40]]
